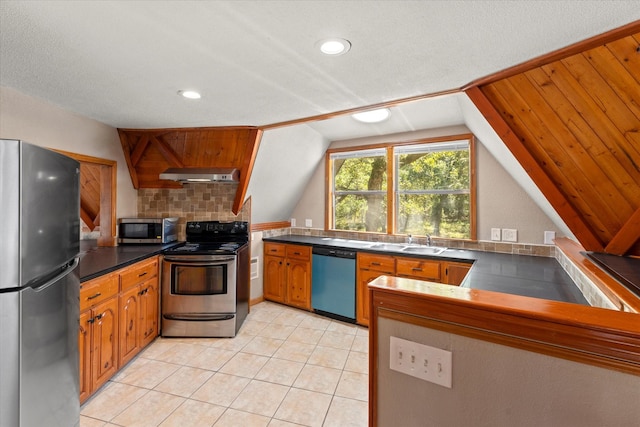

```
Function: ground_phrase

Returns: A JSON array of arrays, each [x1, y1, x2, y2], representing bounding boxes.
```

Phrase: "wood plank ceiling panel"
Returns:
[[473, 29, 640, 256], [118, 126, 262, 215]]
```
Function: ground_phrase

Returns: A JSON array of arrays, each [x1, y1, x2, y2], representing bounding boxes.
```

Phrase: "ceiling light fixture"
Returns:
[[352, 108, 391, 123], [317, 38, 351, 56], [178, 90, 201, 99]]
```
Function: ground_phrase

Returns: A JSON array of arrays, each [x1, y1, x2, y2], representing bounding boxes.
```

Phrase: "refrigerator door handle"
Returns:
[[31, 257, 79, 292]]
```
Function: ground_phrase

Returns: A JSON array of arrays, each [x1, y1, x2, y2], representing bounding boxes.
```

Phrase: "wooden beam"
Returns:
[[233, 128, 263, 215], [605, 207, 640, 255], [117, 129, 140, 189], [80, 204, 96, 231], [149, 135, 185, 168], [465, 86, 605, 251], [130, 134, 150, 167]]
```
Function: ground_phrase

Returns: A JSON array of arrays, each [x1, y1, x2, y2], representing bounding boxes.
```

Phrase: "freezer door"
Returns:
[[0, 260, 80, 427], [20, 142, 80, 286]]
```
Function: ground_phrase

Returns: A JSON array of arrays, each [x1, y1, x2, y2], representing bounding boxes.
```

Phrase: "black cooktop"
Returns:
[[165, 221, 249, 255], [584, 252, 640, 298]]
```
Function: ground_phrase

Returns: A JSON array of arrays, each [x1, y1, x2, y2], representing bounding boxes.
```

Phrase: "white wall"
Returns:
[[0, 86, 137, 218], [291, 125, 562, 244], [246, 124, 330, 225], [377, 318, 640, 426]]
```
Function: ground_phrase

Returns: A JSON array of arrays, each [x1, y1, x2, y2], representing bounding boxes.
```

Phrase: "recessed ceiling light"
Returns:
[[317, 38, 351, 56], [178, 90, 201, 99], [352, 108, 391, 123]]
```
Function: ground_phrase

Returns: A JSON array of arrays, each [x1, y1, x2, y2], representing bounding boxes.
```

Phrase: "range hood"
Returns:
[[159, 168, 240, 183]]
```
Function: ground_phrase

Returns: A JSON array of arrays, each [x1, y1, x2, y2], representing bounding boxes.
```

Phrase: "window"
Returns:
[[328, 136, 475, 239]]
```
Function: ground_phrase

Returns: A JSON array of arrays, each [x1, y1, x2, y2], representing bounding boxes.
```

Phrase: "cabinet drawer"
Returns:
[[396, 258, 441, 281], [80, 274, 119, 312], [120, 257, 158, 291], [286, 245, 311, 261], [265, 243, 286, 257], [358, 252, 395, 273]]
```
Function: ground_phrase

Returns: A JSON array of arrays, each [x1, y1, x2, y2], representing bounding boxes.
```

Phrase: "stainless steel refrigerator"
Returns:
[[0, 140, 81, 427]]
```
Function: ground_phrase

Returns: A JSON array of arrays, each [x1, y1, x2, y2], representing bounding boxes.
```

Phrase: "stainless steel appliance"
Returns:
[[311, 247, 357, 323], [117, 217, 178, 244], [0, 140, 80, 427], [161, 221, 249, 337]]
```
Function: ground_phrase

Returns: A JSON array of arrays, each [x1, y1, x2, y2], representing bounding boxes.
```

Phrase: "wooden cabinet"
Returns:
[[263, 243, 312, 310], [118, 256, 159, 367], [357, 253, 395, 326], [264, 244, 287, 303], [396, 257, 441, 281], [79, 256, 160, 403], [79, 273, 119, 404], [356, 252, 472, 327], [442, 261, 472, 285]]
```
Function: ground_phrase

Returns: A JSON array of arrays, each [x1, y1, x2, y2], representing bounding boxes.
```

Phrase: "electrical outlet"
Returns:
[[491, 228, 501, 241], [544, 230, 556, 245], [502, 228, 517, 242], [390, 336, 452, 388], [290, 218, 296, 227], [305, 219, 312, 228]]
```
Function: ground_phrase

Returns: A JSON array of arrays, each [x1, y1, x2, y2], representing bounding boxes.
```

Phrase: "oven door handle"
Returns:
[[163, 257, 236, 265], [163, 313, 235, 322]]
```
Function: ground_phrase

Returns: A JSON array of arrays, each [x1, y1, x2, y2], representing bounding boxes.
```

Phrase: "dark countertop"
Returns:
[[78, 240, 182, 282], [263, 235, 588, 305]]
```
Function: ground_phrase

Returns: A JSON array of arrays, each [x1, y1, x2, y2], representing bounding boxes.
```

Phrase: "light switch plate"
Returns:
[[544, 230, 556, 245], [305, 219, 312, 227], [491, 228, 501, 241], [390, 336, 452, 388], [290, 218, 296, 227]]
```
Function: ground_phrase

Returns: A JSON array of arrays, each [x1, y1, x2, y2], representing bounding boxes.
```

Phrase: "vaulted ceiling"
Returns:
[[467, 25, 640, 256]]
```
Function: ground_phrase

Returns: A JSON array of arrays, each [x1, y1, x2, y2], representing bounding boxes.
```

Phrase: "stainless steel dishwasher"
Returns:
[[311, 247, 356, 323]]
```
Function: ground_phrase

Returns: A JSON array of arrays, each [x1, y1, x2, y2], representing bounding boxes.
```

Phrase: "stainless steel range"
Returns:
[[161, 221, 249, 337]]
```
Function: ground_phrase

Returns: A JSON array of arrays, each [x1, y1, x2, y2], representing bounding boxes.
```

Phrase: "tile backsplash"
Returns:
[[137, 183, 250, 240]]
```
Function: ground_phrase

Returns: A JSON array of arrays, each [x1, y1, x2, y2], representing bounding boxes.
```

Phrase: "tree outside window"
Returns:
[[328, 136, 474, 239]]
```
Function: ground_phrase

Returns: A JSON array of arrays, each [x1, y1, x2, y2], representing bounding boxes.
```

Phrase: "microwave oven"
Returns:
[[118, 217, 179, 244]]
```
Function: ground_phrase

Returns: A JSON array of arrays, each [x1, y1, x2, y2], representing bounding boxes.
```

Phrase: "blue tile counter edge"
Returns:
[[263, 235, 589, 306], [78, 240, 182, 282]]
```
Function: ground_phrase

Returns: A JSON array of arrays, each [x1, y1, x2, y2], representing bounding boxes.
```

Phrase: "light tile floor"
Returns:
[[80, 301, 369, 427]]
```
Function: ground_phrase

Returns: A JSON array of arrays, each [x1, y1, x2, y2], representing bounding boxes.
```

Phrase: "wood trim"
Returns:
[[386, 146, 394, 234], [605, 207, 640, 255], [250, 296, 265, 306], [325, 133, 475, 155], [325, 151, 332, 230], [98, 163, 117, 246], [465, 86, 604, 251], [233, 128, 263, 215], [469, 136, 477, 240], [250, 221, 291, 232], [555, 237, 639, 313], [369, 276, 640, 378], [261, 88, 461, 131], [464, 20, 640, 89]]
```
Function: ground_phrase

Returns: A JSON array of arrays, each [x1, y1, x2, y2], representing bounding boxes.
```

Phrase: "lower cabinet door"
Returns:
[[287, 259, 311, 310], [78, 310, 92, 404], [92, 297, 119, 392], [356, 269, 385, 327], [118, 285, 141, 367], [140, 280, 159, 348]]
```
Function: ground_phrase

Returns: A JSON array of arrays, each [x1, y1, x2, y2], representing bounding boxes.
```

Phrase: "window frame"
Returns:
[[325, 134, 476, 240]]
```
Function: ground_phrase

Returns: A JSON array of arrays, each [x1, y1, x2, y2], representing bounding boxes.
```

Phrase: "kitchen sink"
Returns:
[[368, 243, 408, 250], [401, 246, 447, 255]]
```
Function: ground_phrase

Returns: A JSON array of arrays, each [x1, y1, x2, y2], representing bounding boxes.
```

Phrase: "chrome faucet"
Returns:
[[426, 234, 432, 246], [407, 234, 413, 245]]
